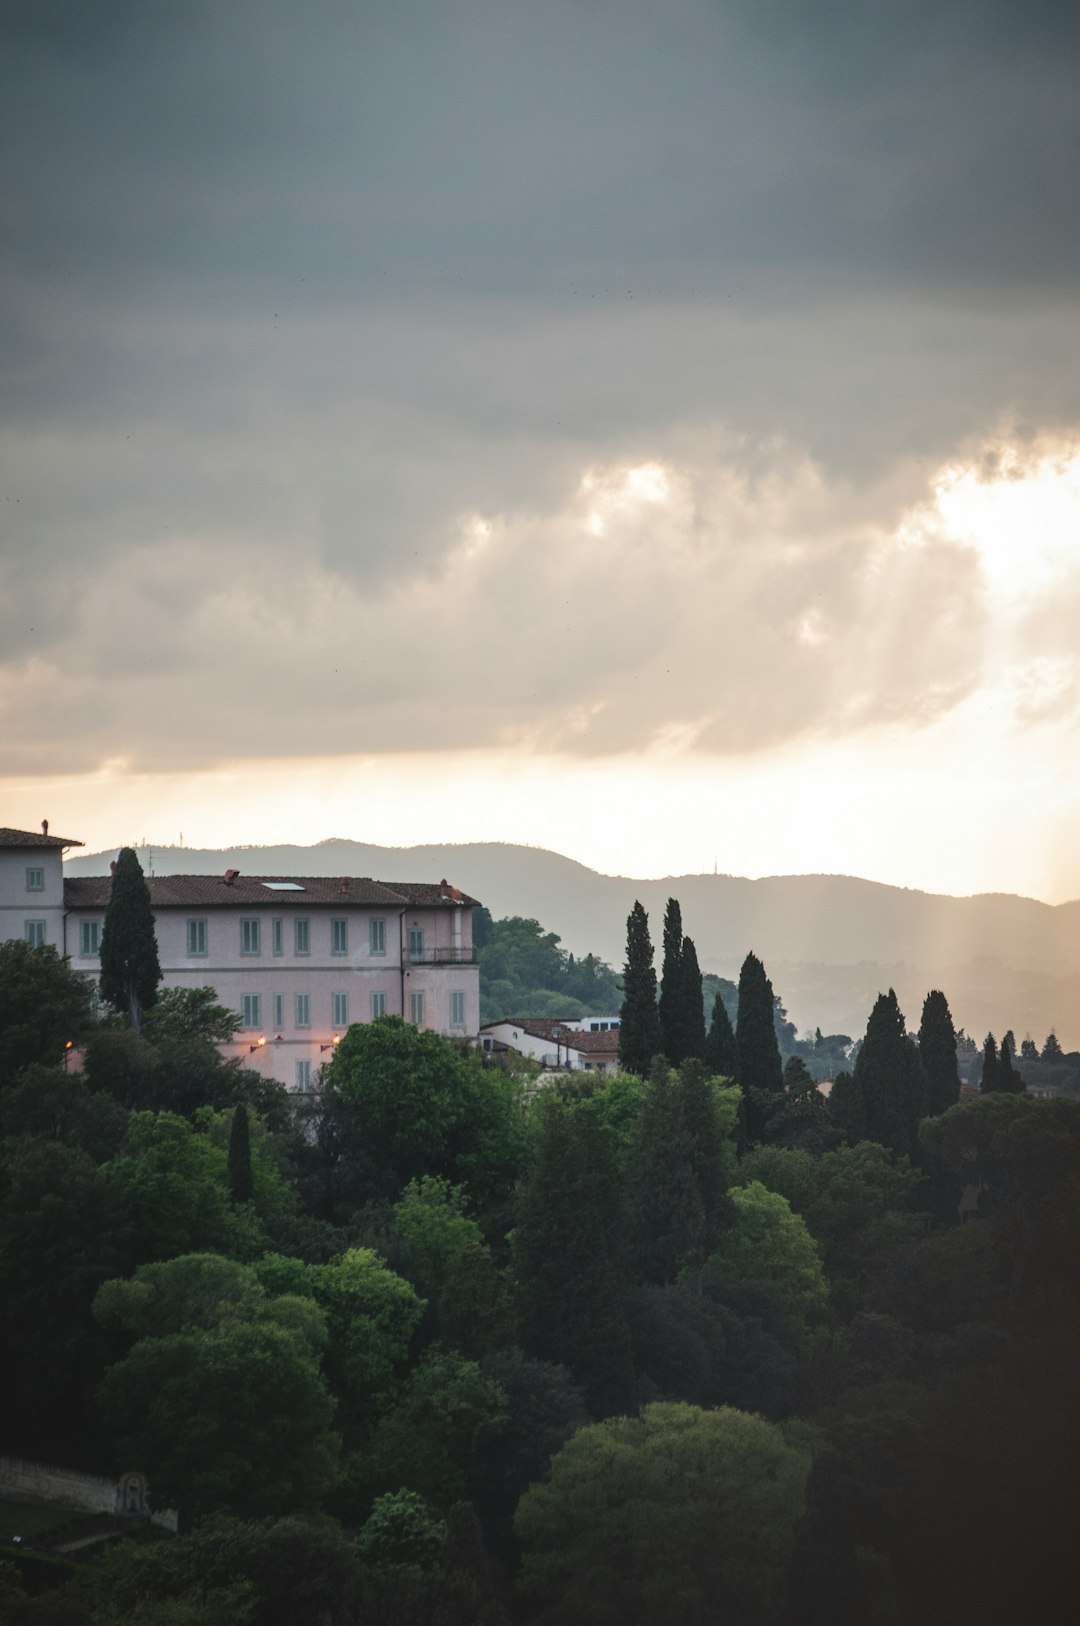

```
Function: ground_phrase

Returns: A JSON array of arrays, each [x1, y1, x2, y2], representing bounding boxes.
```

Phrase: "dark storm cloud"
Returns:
[[2, 1, 1079, 770]]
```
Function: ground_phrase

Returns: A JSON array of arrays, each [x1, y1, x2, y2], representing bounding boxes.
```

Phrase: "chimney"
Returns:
[[340, 876, 350, 895], [41, 819, 49, 837], [224, 868, 240, 886], [110, 860, 117, 875]]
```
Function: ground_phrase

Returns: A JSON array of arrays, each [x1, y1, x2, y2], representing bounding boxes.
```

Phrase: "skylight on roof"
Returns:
[[261, 882, 305, 891]]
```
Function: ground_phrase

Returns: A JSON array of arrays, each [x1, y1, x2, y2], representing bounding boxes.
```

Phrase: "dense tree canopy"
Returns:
[[0, 938, 94, 1088]]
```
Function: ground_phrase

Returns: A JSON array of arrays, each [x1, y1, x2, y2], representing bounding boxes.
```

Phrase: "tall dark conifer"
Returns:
[[997, 1037, 1024, 1094], [629, 1060, 704, 1284], [677, 1058, 733, 1254], [678, 936, 706, 1062], [853, 990, 926, 1159], [704, 992, 738, 1080], [980, 1033, 1000, 1093], [658, 898, 684, 1062], [917, 990, 961, 1117], [619, 903, 660, 1077], [512, 1094, 636, 1416], [827, 1068, 866, 1145], [227, 1103, 254, 1203], [98, 847, 162, 1032], [735, 952, 784, 1142]]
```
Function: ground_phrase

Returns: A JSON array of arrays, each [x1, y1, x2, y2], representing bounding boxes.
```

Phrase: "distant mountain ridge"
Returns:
[[66, 840, 1080, 1047]]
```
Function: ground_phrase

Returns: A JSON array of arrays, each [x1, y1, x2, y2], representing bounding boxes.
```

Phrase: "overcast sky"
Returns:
[[5, 1, 1080, 898]]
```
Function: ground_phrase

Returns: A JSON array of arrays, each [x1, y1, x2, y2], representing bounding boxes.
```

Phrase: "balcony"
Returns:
[[402, 946, 478, 965]]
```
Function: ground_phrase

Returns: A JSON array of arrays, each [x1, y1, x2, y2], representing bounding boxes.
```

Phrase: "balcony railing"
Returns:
[[402, 946, 478, 965]]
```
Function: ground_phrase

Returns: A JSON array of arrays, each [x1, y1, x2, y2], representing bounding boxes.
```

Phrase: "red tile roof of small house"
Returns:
[[64, 874, 481, 910], [1, 826, 83, 849]]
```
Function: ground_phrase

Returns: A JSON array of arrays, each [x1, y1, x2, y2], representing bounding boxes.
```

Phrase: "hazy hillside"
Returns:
[[67, 840, 1080, 1047]]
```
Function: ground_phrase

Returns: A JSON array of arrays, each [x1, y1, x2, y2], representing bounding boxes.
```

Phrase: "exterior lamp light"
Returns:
[[320, 1034, 343, 1053], [249, 1035, 267, 1053]]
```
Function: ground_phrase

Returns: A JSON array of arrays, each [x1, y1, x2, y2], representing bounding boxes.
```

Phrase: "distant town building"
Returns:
[[1, 827, 481, 1090]]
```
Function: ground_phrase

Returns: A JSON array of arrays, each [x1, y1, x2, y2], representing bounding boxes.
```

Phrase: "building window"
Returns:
[[240, 918, 261, 956], [186, 918, 207, 956], [272, 993, 284, 1030], [371, 990, 387, 1018], [332, 992, 348, 1027], [450, 990, 466, 1028], [295, 993, 311, 1028], [295, 1059, 312, 1093], [272, 918, 284, 956], [408, 928, 425, 962], [409, 990, 425, 1026], [241, 993, 261, 1029], [370, 918, 386, 956], [294, 918, 310, 956], [24, 920, 46, 949], [80, 919, 102, 958], [331, 918, 348, 955], [25, 867, 44, 892]]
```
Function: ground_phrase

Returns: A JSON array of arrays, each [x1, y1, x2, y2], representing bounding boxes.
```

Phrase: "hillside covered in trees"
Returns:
[[2, 867, 1080, 1624]]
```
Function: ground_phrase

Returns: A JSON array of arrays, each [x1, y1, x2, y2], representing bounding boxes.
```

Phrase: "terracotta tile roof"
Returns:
[[484, 1018, 620, 1054], [64, 874, 480, 910], [1, 826, 83, 849]]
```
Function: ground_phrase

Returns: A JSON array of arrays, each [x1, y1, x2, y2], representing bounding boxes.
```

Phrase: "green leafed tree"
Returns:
[[917, 990, 961, 1116], [703, 1180, 828, 1328], [853, 990, 926, 1159], [393, 1175, 510, 1355], [618, 902, 660, 1077], [827, 1068, 867, 1145], [516, 1402, 809, 1626], [658, 897, 684, 1062], [98, 847, 162, 1031], [628, 1060, 705, 1284], [0, 938, 95, 1088]]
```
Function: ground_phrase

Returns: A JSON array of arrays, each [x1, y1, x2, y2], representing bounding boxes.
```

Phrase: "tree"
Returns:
[[980, 1032, 1000, 1092], [323, 1016, 527, 1212], [918, 990, 961, 1117], [1021, 1036, 1039, 1062], [0, 938, 94, 1087], [827, 1069, 866, 1145], [98, 847, 162, 1030], [704, 989, 738, 1078], [1042, 1031, 1064, 1063], [678, 935, 706, 1061], [853, 990, 926, 1159], [227, 1103, 253, 1204], [393, 1176, 510, 1356], [618, 902, 660, 1077], [658, 898, 684, 1062], [736, 952, 785, 1139], [516, 1402, 809, 1626], [628, 1060, 705, 1284], [704, 1181, 828, 1328], [997, 1035, 1024, 1094], [677, 1061, 738, 1254], [512, 1093, 636, 1416]]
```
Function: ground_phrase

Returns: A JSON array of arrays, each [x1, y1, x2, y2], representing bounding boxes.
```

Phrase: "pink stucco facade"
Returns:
[[0, 834, 481, 1093]]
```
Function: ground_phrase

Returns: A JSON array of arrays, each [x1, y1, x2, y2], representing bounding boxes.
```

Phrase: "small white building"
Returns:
[[479, 1017, 621, 1074]]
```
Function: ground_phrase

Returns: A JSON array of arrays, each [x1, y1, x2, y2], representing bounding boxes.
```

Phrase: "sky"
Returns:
[[5, 0, 1080, 900]]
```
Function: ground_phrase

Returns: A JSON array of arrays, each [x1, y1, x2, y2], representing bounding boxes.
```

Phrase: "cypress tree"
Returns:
[[513, 1094, 636, 1416], [658, 898, 685, 1062], [678, 936, 707, 1061], [980, 1033, 1000, 1092], [677, 1058, 733, 1254], [619, 903, 660, 1077], [629, 1059, 704, 1284], [1041, 1031, 1064, 1062], [917, 990, 961, 1117], [997, 1037, 1024, 1094], [853, 990, 926, 1159], [827, 1068, 866, 1145], [704, 991, 738, 1079], [98, 847, 162, 1032], [227, 1102, 254, 1203], [736, 952, 784, 1141]]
